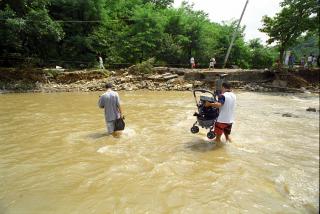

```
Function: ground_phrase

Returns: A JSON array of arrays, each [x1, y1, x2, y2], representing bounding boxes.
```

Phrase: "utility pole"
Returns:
[[222, 0, 249, 69]]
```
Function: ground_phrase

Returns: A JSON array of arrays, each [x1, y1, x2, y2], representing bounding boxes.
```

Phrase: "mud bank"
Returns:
[[0, 67, 319, 93]]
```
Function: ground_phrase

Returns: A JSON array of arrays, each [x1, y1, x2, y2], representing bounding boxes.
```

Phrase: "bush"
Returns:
[[44, 69, 60, 79], [128, 58, 155, 74]]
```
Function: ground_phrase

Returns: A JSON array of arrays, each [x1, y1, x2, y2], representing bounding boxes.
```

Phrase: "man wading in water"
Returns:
[[205, 82, 236, 143], [98, 83, 123, 137]]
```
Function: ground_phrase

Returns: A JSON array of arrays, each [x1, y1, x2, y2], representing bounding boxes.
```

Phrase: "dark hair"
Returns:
[[222, 82, 231, 89], [105, 83, 113, 89]]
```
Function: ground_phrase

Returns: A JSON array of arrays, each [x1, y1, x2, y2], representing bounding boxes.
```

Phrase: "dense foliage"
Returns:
[[0, 0, 313, 69], [260, 0, 318, 64], [289, 32, 319, 61]]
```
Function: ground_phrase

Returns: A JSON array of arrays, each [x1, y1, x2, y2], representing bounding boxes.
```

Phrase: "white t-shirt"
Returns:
[[307, 56, 313, 62], [217, 91, 236, 124], [210, 58, 216, 66], [190, 57, 195, 64], [99, 56, 103, 63]]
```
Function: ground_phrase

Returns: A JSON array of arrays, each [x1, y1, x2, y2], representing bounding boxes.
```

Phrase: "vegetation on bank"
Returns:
[[0, 0, 317, 70], [260, 0, 319, 64]]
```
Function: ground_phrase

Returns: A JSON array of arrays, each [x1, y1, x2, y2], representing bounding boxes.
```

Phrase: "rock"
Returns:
[[140, 81, 147, 88], [183, 83, 193, 90], [306, 107, 317, 112], [121, 83, 129, 90], [153, 67, 168, 74], [272, 80, 287, 87], [282, 113, 292, 117], [169, 68, 186, 75], [167, 78, 176, 84], [272, 80, 280, 87], [279, 80, 287, 87], [193, 81, 204, 87], [162, 74, 178, 80], [244, 85, 251, 90], [282, 113, 298, 118], [148, 74, 163, 80], [119, 77, 127, 83]]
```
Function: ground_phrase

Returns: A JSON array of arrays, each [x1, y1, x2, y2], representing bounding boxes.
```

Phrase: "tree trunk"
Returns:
[[279, 46, 285, 68], [278, 45, 285, 71], [188, 46, 192, 63]]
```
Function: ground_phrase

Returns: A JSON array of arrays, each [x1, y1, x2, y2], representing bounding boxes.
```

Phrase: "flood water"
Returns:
[[0, 91, 319, 213]]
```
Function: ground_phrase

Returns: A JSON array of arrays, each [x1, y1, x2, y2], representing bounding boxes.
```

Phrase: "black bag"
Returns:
[[114, 117, 125, 131]]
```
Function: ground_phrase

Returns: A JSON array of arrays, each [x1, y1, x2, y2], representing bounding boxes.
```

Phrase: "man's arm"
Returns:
[[98, 96, 104, 108], [118, 105, 123, 117], [205, 95, 225, 108], [116, 93, 123, 117], [205, 101, 222, 108]]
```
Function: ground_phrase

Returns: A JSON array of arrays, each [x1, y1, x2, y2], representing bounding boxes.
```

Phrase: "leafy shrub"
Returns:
[[44, 69, 60, 79], [129, 58, 155, 74]]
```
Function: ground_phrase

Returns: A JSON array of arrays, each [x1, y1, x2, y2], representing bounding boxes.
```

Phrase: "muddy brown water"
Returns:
[[0, 91, 319, 213]]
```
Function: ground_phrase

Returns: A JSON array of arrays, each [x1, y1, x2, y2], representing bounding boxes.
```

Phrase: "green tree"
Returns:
[[127, 4, 164, 62], [289, 32, 319, 61], [143, 0, 174, 8], [48, 0, 106, 67], [0, 0, 274, 69], [0, 1, 64, 66], [248, 39, 277, 69], [212, 21, 250, 68], [0, 6, 24, 58], [260, 0, 318, 65]]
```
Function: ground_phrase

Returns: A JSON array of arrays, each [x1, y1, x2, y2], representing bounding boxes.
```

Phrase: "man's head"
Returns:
[[222, 82, 231, 92], [105, 83, 113, 89]]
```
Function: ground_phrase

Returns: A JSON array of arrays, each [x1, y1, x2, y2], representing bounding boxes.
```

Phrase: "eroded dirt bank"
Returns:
[[0, 67, 319, 93]]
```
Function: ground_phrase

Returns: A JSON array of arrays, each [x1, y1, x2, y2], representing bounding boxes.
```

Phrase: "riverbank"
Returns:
[[0, 67, 319, 94]]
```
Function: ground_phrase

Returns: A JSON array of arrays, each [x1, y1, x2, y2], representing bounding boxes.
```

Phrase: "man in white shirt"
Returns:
[[205, 82, 236, 143], [307, 54, 313, 68], [190, 57, 195, 69], [209, 57, 216, 69], [99, 55, 105, 69]]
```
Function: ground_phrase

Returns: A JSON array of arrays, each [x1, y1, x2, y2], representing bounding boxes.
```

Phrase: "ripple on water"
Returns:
[[236, 147, 259, 154], [64, 126, 137, 145], [274, 168, 319, 212], [97, 144, 128, 155], [121, 127, 136, 138], [64, 130, 99, 144]]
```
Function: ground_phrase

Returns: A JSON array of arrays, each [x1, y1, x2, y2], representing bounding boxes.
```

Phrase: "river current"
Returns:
[[0, 91, 319, 213]]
